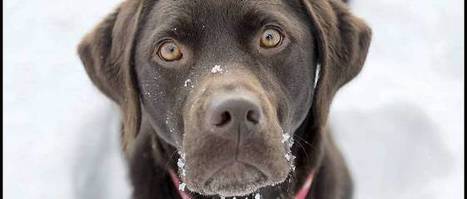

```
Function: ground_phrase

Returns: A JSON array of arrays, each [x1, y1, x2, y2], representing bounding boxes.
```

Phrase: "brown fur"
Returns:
[[78, 0, 371, 198]]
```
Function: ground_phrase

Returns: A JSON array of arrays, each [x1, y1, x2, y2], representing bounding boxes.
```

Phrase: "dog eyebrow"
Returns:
[[153, 20, 191, 38], [149, 1, 197, 40], [242, 9, 273, 27], [149, 14, 199, 46], [241, 8, 307, 42]]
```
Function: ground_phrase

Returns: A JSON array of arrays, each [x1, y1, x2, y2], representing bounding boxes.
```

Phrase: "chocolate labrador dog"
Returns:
[[78, 0, 371, 198]]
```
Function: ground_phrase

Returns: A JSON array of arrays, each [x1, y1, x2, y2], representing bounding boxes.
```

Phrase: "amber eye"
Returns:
[[157, 41, 183, 61], [260, 28, 283, 48]]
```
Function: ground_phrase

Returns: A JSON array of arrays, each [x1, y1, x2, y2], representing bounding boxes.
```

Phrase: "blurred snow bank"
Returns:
[[4, 0, 131, 198], [330, 0, 464, 198], [332, 102, 456, 199], [72, 105, 131, 199]]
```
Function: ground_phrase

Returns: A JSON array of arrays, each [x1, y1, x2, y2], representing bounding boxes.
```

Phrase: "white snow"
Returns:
[[254, 193, 261, 199], [282, 131, 296, 171], [330, 1, 464, 199], [4, 0, 463, 199], [179, 183, 187, 191], [180, 152, 186, 160], [211, 64, 224, 73], [178, 158, 187, 177], [184, 79, 194, 88], [5, 0, 131, 199], [285, 154, 291, 161], [177, 158, 185, 168], [281, 133, 291, 143]]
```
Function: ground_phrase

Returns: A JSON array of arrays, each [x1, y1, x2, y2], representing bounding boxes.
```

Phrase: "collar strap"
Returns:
[[169, 169, 315, 199], [295, 170, 315, 199], [169, 169, 192, 199]]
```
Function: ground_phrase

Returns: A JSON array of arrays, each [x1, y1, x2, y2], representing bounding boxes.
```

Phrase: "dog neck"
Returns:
[[168, 168, 316, 199]]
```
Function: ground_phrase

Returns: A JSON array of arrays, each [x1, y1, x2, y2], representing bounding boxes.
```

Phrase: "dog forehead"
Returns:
[[153, 0, 289, 21], [155, 0, 287, 8]]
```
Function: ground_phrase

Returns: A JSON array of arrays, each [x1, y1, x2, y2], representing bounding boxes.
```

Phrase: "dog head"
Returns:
[[78, 0, 371, 197]]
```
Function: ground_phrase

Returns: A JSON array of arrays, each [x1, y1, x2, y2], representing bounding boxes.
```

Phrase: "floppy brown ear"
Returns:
[[77, 0, 148, 154], [302, 0, 372, 130]]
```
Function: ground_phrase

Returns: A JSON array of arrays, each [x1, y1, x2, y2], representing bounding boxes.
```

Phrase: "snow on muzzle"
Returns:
[[178, 69, 292, 197]]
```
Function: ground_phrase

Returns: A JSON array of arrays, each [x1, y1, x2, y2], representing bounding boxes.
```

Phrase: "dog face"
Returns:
[[134, 0, 315, 195], [78, 0, 371, 197]]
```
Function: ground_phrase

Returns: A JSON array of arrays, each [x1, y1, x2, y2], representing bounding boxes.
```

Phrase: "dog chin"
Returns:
[[197, 162, 285, 197]]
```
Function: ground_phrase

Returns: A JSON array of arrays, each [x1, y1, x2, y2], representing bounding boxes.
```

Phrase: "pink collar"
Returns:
[[169, 169, 315, 199], [295, 170, 315, 199]]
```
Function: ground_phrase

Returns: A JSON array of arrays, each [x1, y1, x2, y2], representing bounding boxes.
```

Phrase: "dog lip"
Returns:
[[203, 161, 268, 186], [200, 161, 271, 196]]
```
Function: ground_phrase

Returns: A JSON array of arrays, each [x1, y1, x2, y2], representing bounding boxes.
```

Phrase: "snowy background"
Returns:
[[4, 0, 464, 198]]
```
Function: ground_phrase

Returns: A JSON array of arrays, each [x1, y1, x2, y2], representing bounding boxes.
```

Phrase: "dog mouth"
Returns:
[[202, 161, 269, 197]]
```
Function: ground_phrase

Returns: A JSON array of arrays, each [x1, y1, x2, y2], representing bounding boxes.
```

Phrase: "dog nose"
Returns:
[[206, 94, 262, 135]]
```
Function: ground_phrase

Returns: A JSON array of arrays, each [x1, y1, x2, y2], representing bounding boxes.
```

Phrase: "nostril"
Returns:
[[246, 110, 260, 124], [214, 111, 232, 127]]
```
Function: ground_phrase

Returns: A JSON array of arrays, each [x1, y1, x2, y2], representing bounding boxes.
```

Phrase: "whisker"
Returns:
[[294, 134, 312, 147], [164, 149, 179, 170], [294, 138, 311, 163]]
